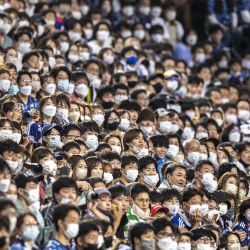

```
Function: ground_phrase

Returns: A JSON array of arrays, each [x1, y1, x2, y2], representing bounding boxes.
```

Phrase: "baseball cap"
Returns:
[[14, 170, 44, 189], [150, 205, 169, 216], [156, 108, 169, 117], [163, 69, 180, 79], [94, 188, 111, 197], [42, 124, 62, 136]]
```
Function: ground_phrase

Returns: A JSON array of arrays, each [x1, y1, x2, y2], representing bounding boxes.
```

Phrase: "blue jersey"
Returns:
[[44, 239, 76, 250], [233, 220, 250, 248], [171, 214, 192, 230]]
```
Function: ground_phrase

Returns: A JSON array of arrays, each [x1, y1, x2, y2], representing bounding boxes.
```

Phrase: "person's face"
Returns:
[[56, 70, 68, 82], [200, 164, 215, 175], [6, 183, 17, 196], [0, 166, 11, 181], [135, 230, 155, 248], [167, 167, 186, 188], [5, 48, 18, 63], [19, 74, 32, 88], [184, 195, 202, 212], [0, 227, 10, 250], [64, 129, 81, 141], [87, 63, 100, 76], [179, 235, 191, 244], [27, 55, 39, 69], [186, 140, 201, 153], [136, 92, 149, 108], [112, 194, 130, 214], [154, 146, 167, 159], [163, 196, 180, 206], [134, 192, 150, 211], [91, 163, 103, 177], [67, 147, 80, 156], [59, 210, 80, 232], [102, 92, 115, 103], [2, 150, 18, 162], [142, 163, 157, 176], [56, 187, 77, 204], [78, 230, 99, 249], [157, 226, 175, 240], [225, 177, 238, 187], [240, 146, 250, 165], [169, 138, 179, 147], [18, 34, 31, 45], [110, 159, 121, 169], [128, 110, 138, 123], [163, 59, 175, 71], [21, 214, 38, 231], [97, 193, 112, 211], [108, 137, 121, 147], [227, 234, 240, 248], [130, 132, 145, 148], [229, 87, 239, 102], [206, 141, 216, 153]]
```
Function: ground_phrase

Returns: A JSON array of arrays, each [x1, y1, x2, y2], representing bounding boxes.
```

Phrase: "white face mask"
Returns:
[[60, 42, 69, 52], [42, 160, 57, 176], [91, 169, 103, 178], [167, 80, 179, 91], [0, 179, 11, 193], [201, 203, 209, 216], [111, 145, 122, 154], [0, 79, 11, 93], [103, 172, 113, 184], [238, 109, 250, 121], [207, 209, 220, 221], [6, 160, 19, 172], [92, 114, 105, 127], [64, 223, 79, 239], [195, 53, 206, 63], [18, 42, 31, 54], [11, 132, 22, 144], [200, 153, 208, 160], [182, 127, 195, 140], [115, 95, 128, 104], [58, 79, 70, 92], [85, 135, 98, 150], [197, 243, 212, 250], [26, 188, 39, 204], [125, 169, 138, 182], [57, 108, 69, 121], [218, 203, 228, 215], [226, 183, 238, 195], [167, 145, 179, 158], [189, 204, 201, 215], [140, 126, 153, 136], [151, 7, 162, 17], [134, 29, 145, 40], [226, 114, 238, 124], [143, 174, 159, 187], [229, 131, 241, 143], [187, 152, 201, 165], [164, 204, 180, 216], [84, 29, 93, 40], [76, 168, 87, 180], [97, 30, 110, 41], [196, 132, 208, 140], [19, 86, 32, 96], [166, 11, 177, 21], [159, 121, 172, 133], [152, 34, 163, 43], [186, 35, 197, 46], [157, 237, 177, 250], [119, 118, 130, 131], [22, 225, 40, 242], [122, 6, 134, 16], [68, 54, 80, 63], [69, 111, 81, 123], [178, 242, 191, 250], [139, 6, 150, 15], [43, 105, 57, 117]]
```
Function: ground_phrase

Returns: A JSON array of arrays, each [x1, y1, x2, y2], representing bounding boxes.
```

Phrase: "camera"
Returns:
[[78, 191, 99, 207]]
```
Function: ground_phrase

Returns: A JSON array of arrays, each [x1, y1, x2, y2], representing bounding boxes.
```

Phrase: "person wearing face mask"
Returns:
[[193, 160, 218, 193], [16, 71, 39, 113], [137, 109, 155, 138], [44, 204, 80, 250], [138, 156, 160, 191], [183, 139, 202, 169], [68, 102, 81, 123], [82, 122, 99, 152], [0, 140, 24, 175], [163, 2, 184, 46], [157, 163, 186, 193], [10, 212, 40, 250], [0, 216, 11, 250], [191, 228, 217, 250], [103, 111, 121, 133], [218, 173, 239, 197], [88, 21, 112, 55], [233, 198, 250, 249], [72, 72, 89, 102], [152, 218, 179, 250], [76, 221, 100, 250], [161, 189, 182, 220], [162, 69, 181, 94], [0, 158, 12, 194], [14, 172, 45, 229], [150, 25, 165, 44], [42, 125, 62, 150], [123, 128, 149, 159], [218, 232, 242, 250], [129, 222, 156, 250], [0, 69, 11, 95], [166, 134, 183, 160], [86, 156, 104, 179], [172, 188, 203, 230]]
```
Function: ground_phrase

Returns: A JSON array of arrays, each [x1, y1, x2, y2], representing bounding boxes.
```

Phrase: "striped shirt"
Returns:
[[233, 220, 250, 247]]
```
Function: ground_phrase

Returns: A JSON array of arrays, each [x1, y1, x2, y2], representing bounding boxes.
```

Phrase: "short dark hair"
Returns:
[[0, 158, 11, 174], [138, 156, 157, 172], [152, 217, 179, 236], [77, 220, 99, 239], [129, 222, 154, 247], [131, 183, 150, 201], [182, 188, 203, 203], [52, 177, 77, 197], [0, 140, 24, 155], [195, 160, 215, 172], [62, 141, 80, 153], [0, 198, 16, 213], [121, 155, 138, 169], [53, 204, 80, 231], [161, 188, 182, 203], [62, 124, 82, 137], [109, 186, 128, 199], [0, 215, 10, 232]]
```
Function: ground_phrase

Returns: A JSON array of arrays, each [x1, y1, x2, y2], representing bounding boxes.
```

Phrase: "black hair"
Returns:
[[161, 188, 182, 203], [131, 183, 150, 201], [138, 156, 157, 172], [0, 157, 11, 174], [62, 141, 80, 153], [195, 160, 215, 172], [61, 124, 82, 137], [152, 217, 179, 236], [0, 140, 24, 155], [109, 186, 129, 199], [52, 177, 77, 197], [0, 215, 10, 232], [182, 188, 203, 203], [77, 220, 99, 238], [150, 135, 168, 148], [150, 191, 162, 203], [102, 152, 121, 162], [238, 198, 250, 221], [129, 222, 154, 247], [0, 198, 16, 213], [53, 204, 80, 231], [81, 121, 100, 134], [218, 162, 239, 180], [121, 155, 138, 169]]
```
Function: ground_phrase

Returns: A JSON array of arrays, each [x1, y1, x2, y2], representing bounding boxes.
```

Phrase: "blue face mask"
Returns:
[[126, 56, 138, 65], [8, 85, 19, 95]]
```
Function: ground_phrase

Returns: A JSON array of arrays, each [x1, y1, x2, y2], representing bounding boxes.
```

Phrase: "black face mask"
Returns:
[[153, 82, 162, 93], [0, 237, 6, 248], [105, 236, 113, 248], [102, 101, 114, 110], [84, 244, 98, 250], [128, 80, 137, 89], [113, 168, 122, 179], [106, 121, 120, 131]]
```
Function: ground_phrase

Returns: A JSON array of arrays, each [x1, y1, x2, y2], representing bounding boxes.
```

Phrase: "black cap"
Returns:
[[14, 171, 44, 189], [42, 124, 62, 136]]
